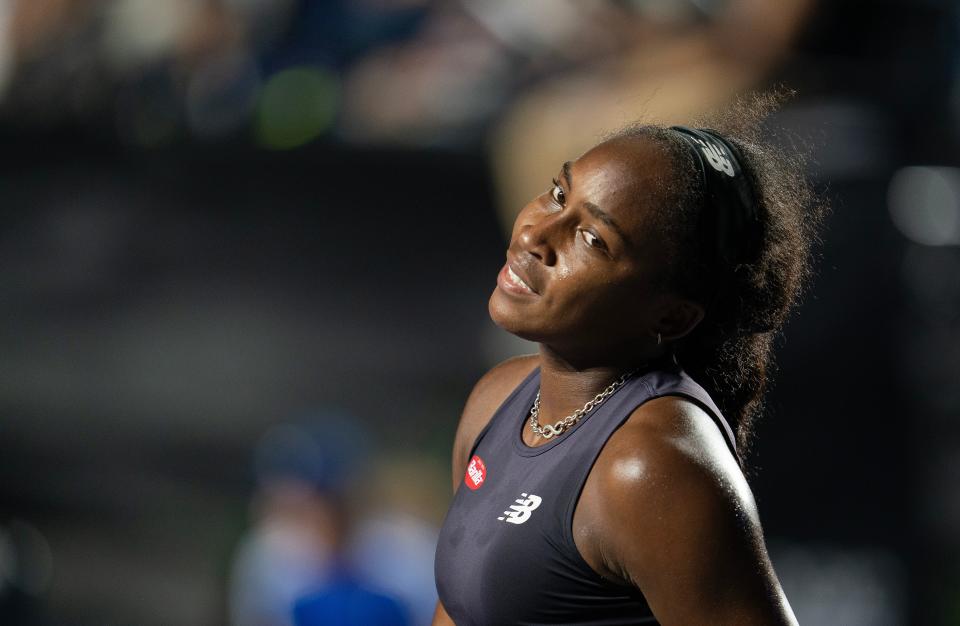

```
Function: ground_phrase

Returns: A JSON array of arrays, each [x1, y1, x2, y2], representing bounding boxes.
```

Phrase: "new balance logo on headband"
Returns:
[[692, 136, 735, 177]]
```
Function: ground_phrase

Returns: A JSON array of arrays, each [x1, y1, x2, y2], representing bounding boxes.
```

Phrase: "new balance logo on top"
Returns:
[[693, 137, 735, 177], [498, 493, 542, 524]]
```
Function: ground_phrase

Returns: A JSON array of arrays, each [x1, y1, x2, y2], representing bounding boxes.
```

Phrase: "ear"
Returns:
[[655, 297, 704, 341]]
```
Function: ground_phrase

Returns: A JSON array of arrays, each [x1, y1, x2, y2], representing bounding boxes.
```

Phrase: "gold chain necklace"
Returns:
[[528, 369, 637, 439]]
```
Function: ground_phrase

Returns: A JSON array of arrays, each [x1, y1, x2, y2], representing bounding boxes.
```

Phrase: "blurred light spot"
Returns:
[[888, 166, 960, 246], [187, 50, 261, 139], [0, 520, 53, 596], [255, 67, 338, 150], [459, 0, 583, 55], [772, 542, 905, 626], [103, 0, 196, 71]]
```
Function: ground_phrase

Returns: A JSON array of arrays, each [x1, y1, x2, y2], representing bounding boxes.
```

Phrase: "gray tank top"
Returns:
[[434, 364, 740, 626]]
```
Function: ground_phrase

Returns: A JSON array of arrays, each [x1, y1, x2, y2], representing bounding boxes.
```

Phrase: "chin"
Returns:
[[488, 289, 546, 342], [487, 288, 518, 331]]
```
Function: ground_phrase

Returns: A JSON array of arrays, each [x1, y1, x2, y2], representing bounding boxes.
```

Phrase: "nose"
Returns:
[[517, 210, 560, 266]]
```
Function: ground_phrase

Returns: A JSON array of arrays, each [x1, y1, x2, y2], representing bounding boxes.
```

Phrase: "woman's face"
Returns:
[[489, 135, 687, 360]]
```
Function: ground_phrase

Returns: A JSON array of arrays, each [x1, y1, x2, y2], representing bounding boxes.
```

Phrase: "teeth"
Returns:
[[507, 266, 530, 290]]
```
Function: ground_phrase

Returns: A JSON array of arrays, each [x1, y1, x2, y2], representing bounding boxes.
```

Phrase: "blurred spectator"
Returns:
[[292, 576, 408, 626], [228, 416, 409, 626], [346, 454, 445, 626]]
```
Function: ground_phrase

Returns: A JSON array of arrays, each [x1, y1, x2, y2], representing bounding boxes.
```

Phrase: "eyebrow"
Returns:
[[561, 161, 573, 191]]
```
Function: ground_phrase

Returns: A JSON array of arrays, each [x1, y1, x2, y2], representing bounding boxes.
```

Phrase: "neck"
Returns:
[[534, 345, 650, 427]]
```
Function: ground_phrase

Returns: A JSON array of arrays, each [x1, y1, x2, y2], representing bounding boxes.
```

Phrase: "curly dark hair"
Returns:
[[614, 90, 826, 468]]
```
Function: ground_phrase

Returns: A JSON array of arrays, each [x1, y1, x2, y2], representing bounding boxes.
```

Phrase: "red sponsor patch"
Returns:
[[464, 455, 487, 490]]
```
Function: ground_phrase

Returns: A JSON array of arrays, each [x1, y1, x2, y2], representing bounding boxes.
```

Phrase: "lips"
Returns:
[[497, 259, 540, 296], [506, 265, 534, 292]]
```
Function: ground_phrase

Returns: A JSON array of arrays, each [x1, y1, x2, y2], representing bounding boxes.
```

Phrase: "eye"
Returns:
[[550, 179, 565, 206], [579, 229, 607, 251]]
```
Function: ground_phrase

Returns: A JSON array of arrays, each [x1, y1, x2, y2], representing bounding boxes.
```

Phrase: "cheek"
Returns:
[[545, 276, 624, 325], [561, 276, 655, 330], [511, 198, 546, 233], [553, 256, 576, 281]]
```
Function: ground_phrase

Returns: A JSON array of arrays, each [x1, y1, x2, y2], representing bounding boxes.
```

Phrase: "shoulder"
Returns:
[[585, 395, 756, 563], [461, 354, 540, 430], [583, 396, 794, 623], [599, 394, 746, 502], [449, 354, 539, 491]]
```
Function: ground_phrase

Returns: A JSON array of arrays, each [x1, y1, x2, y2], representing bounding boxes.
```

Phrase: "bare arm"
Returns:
[[432, 354, 539, 626], [589, 397, 797, 626], [431, 601, 456, 626]]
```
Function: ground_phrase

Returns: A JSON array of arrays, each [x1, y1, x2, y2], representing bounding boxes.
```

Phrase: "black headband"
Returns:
[[669, 126, 760, 267]]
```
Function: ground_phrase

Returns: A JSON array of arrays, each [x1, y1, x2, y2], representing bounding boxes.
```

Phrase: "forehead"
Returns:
[[569, 136, 675, 229]]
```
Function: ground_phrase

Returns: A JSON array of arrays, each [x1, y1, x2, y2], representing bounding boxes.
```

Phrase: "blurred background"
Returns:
[[0, 0, 957, 624]]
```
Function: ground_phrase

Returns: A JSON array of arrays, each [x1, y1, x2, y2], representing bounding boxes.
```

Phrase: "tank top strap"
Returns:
[[639, 368, 742, 468]]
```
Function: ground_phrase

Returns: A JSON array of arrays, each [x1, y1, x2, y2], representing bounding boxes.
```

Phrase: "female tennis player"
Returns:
[[432, 94, 821, 626]]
